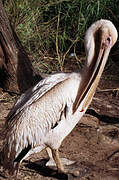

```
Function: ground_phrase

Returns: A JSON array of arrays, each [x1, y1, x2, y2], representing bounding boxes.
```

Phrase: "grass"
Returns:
[[3, 0, 119, 73]]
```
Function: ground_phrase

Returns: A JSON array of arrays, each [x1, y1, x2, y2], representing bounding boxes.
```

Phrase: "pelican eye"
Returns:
[[105, 36, 112, 47], [107, 36, 111, 43]]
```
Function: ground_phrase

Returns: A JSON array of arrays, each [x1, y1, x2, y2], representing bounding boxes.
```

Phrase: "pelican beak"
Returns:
[[91, 26, 113, 78], [73, 27, 114, 113]]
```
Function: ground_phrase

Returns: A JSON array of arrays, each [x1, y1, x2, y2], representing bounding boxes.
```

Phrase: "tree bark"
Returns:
[[0, 1, 41, 94]]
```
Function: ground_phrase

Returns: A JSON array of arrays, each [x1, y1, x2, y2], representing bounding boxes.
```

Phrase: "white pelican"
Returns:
[[1, 19, 118, 177]]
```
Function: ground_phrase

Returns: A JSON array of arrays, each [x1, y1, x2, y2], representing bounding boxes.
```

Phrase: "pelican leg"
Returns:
[[46, 147, 75, 168], [51, 149, 65, 173], [46, 147, 54, 161]]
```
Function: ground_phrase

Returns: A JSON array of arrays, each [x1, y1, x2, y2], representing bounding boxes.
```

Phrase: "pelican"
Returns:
[[1, 19, 118, 177]]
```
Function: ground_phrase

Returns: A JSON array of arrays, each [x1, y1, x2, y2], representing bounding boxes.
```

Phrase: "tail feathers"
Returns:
[[2, 144, 32, 176], [3, 160, 19, 176], [0, 150, 18, 177], [2, 150, 19, 176]]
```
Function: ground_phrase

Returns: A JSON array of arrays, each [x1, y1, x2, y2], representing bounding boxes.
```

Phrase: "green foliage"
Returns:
[[3, 0, 119, 72]]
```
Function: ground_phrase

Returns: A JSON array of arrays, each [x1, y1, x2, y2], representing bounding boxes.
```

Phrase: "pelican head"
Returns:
[[73, 19, 118, 113], [84, 19, 118, 67]]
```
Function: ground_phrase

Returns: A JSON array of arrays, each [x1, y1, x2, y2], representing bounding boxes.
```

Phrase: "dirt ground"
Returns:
[[0, 68, 119, 180]]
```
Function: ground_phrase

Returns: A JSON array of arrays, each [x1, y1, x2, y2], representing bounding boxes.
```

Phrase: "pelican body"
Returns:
[[2, 20, 118, 176]]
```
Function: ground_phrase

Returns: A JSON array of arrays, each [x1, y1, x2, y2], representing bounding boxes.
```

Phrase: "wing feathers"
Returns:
[[6, 72, 70, 122]]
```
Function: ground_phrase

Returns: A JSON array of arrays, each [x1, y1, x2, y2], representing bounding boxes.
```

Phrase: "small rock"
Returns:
[[73, 170, 80, 177]]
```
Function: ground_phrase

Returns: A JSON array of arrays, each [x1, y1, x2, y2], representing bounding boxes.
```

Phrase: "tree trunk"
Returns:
[[0, 1, 41, 94]]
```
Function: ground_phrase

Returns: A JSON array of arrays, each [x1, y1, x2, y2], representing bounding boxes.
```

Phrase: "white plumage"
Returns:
[[2, 19, 118, 177]]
